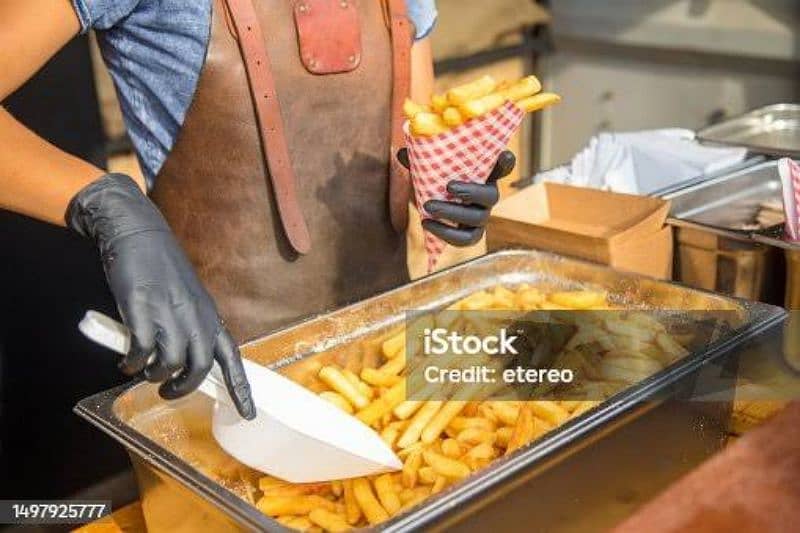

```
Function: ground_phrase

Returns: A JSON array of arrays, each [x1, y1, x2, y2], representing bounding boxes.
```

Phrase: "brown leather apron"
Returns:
[[151, 0, 412, 342]]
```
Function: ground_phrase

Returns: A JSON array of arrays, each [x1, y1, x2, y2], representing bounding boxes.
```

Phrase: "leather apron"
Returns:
[[151, 0, 412, 342]]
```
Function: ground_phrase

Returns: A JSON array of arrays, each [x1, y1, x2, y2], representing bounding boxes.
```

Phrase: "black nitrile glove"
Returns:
[[398, 148, 516, 246], [67, 174, 255, 420]]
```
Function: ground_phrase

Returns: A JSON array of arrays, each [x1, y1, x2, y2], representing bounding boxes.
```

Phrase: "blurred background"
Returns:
[[1, 0, 799, 505]]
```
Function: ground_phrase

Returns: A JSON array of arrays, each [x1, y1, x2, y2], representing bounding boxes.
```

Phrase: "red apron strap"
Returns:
[[387, 0, 413, 232], [223, 0, 312, 254]]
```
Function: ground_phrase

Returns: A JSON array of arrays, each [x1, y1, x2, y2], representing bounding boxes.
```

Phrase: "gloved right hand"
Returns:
[[67, 174, 255, 419]]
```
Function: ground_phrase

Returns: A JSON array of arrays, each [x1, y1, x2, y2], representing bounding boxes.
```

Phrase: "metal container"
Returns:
[[663, 160, 787, 302], [697, 104, 800, 158], [75, 251, 784, 532], [752, 233, 800, 310]]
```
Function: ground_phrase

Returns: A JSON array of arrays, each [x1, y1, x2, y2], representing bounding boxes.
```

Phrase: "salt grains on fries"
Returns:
[[250, 286, 692, 531], [405, 74, 561, 137]]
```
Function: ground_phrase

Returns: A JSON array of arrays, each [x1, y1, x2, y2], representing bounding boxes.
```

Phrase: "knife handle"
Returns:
[[78, 310, 226, 399]]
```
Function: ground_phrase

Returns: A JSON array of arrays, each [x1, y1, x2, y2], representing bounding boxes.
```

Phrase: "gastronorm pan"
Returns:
[[75, 250, 785, 531], [697, 104, 800, 158], [662, 160, 792, 301], [663, 159, 787, 239]]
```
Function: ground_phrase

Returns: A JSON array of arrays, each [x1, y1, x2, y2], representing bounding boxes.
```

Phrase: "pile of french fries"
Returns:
[[404, 75, 561, 137], [252, 285, 692, 532]]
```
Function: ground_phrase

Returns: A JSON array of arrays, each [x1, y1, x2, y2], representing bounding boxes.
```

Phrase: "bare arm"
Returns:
[[410, 37, 435, 107], [0, 0, 115, 226]]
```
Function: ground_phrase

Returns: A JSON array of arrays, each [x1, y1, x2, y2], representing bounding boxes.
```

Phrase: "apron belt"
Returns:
[[224, 0, 311, 254], [222, 0, 413, 255], [386, 0, 413, 233]]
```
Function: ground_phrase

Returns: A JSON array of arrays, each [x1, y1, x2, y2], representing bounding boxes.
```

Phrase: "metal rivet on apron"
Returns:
[[340, 0, 348, 8], [348, 55, 357, 64], [308, 58, 318, 69], [298, 3, 308, 13]]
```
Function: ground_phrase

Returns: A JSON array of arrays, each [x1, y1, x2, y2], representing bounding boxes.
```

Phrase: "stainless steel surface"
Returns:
[[664, 160, 785, 238], [663, 160, 789, 301], [697, 104, 800, 158], [75, 251, 785, 532]]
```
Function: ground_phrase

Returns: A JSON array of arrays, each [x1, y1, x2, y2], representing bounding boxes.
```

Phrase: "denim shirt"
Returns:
[[71, 0, 438, 187]]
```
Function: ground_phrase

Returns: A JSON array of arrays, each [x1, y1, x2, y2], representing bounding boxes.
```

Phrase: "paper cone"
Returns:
[[779, 158, 800, 241], [404, 102, 525, 272]]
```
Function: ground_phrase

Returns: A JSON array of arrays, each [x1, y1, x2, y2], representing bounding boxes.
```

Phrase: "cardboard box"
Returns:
[[488, 183, 673, 279]]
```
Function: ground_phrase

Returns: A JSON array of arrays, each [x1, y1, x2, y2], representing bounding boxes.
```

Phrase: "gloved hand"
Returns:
[[398, 148, 516, 246], [67, 174, 255, 420]]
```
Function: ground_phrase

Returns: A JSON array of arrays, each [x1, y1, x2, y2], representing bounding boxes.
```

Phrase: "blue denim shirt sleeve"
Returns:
[[71, 0, 142, 32], [70, 0, 437, 187], [407, 0, 438, 40]]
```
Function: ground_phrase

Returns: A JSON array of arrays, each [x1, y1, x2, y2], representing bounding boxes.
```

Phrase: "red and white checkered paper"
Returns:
[[404, 101, 525, 272], [779, 158, 800, 241]]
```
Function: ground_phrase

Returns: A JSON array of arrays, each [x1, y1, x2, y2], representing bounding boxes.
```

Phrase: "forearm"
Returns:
[[410, 38, 434, 108], [0, 107, 106, 225]]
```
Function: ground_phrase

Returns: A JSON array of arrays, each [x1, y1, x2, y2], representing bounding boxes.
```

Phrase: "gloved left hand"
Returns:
[[398, 148, 516, 246]]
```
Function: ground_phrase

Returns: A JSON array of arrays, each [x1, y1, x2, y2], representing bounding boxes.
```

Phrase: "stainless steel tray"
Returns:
[[697, 104, 800, 158], [75, 251, 785, 532], [663, 160, 785, 240]]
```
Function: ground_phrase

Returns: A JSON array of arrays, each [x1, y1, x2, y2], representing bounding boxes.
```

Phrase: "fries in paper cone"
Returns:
[[402, 75, 561, 272]]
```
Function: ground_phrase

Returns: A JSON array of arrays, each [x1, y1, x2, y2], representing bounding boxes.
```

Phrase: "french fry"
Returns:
[[403, 98, 429, 120], [529, 401, 570, 426], [277, 516, 314, 531], [402, 448, 423, 488], [342, 369, 375, 400], [505, 403, 534, 455], [447, 75, 497, 106], [308, 509, 350, 533], [398, 401, 443, 448], [418, 466, 438, 484], [463, 442, 497, 470], [352, 478, 389, 525], [456, 427, 496, 446], [410, 112, 448, 137], [448, 416, 496, 433], [459, 93, 506, 119], [342, 479, 361, 525], [431, 93, 449, 113], [431, 476, 448, 494], [319, 366, 370, 409], [393, 400, 424, 420], [423, 449, 471, 479], [442, 107, 465, 127], [497, 75, 541, 102], [495, 426, 513, 447], [399, 487, 431, 509], [374, 474, 402, 515], [319, 391, 354, 414], [548, 291, 607, 310], [356, 381, 406, 426], [380, 425, 401, 447], [378, 352, 406, 376], [382, 331, 406, 359], [256, 495, 337, 516], [421, 401, 467, 443], [516, 92, 561, 113], [486, 402, 520, 426], [441, 438, 465, 458], [331, 480, 343, 497], [361, 368, 402, 387]]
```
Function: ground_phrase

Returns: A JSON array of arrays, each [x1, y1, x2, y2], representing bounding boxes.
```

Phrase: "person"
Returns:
[[0, 0, 514, 420]]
